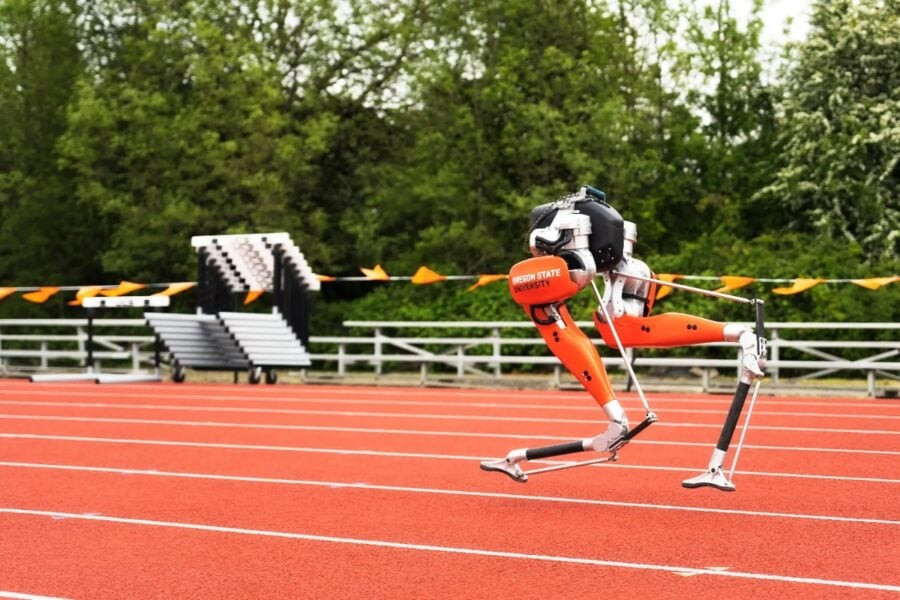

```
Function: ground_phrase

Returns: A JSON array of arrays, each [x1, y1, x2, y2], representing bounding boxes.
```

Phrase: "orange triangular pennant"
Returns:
[[0, 287, 15, 301], [654, 274, 682, 300], [154, 282, 196, 297], [850, 276, 899, 290], [772, 278, 826, 295], [68, 286, 103, 306], [22, 286, 60, 303], [715, 275, 756, 293], [411, 266, 446, 285], [100, 281, 146, 297], [467, 274, 507, 291], [243, 290, 264, 305], [360, 265, 390, 281]]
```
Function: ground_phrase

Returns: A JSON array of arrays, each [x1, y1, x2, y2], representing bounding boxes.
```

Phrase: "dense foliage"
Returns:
[[0, 0, 897, 326]]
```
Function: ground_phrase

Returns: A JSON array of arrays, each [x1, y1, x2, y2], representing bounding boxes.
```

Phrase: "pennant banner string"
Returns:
[[3, 275, 895, 289], [0, 272, 895, 303]]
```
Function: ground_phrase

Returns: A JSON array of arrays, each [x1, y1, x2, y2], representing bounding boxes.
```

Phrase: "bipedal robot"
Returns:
[[480, 185, 767, 491]]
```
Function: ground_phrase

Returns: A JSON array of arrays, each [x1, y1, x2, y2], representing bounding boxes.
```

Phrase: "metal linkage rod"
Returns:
[[591, 281, 654, 415], [729, 380, 762, 480], [520, 413, 657, 478], [611, 271, 754, 305], [524, 454, 618, 476]]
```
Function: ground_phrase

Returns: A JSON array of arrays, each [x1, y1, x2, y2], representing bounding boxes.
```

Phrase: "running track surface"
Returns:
[[0, 379, 897, 599]]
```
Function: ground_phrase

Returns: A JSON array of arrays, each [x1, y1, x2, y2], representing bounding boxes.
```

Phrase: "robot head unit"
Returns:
[[528, 186, 626, 285]]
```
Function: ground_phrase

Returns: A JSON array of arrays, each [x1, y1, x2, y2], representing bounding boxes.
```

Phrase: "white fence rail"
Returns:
[[0, 318, 898, 395], [0, 319, 157, 373], [329, 321, 899, 396]]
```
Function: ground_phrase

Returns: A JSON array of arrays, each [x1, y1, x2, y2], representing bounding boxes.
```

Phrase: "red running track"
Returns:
[[0, 378, 897, 599]]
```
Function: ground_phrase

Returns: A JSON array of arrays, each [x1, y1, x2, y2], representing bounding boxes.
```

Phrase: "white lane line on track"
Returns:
[[0, 593, 69, 600], [2, 415, 899, 458], [4, 384, 895, 409], [0, 402, 897, 435], [3, 429, 898, 457], [1, 460, 897, 526], [4, 387, 898, 413], [1, 434, 897, 484], [2, 391, 895, 420], [1, 507, 898, 592]]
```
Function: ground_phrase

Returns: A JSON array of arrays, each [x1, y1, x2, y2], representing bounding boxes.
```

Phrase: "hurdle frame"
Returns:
[[29, 295, 170, 384]]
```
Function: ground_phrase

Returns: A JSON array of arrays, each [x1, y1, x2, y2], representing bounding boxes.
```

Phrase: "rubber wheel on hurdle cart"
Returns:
[[248, 366, 263, 384], [172, 364, 186, 383], [265, 370, 278, 385]]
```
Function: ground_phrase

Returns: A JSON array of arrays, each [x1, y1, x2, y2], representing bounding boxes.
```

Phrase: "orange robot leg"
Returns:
[[593, 312, 727, 349], [530, 303, 615, 407], [507, 255, 623, 418]]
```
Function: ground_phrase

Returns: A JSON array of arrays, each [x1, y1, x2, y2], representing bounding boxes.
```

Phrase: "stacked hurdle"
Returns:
[[145, 233, 318, 384], [191, 232, 319, 348]]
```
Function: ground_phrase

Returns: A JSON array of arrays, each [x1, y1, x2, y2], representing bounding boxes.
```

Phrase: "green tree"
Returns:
[[0, 0, 95, 293], [59, 1, 328, 281], [678, 0, 780, 238], [353, 0, 704, 276], [243, 0, 429, 275], [756, 0, 899, 261], [59, 0, 427, 281]]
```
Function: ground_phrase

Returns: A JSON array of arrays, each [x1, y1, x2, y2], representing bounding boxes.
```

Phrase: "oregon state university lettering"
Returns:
[[511, 267, 562, 293]]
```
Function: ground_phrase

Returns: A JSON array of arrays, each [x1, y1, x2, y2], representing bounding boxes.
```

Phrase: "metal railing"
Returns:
[[0, 319, 156, 373], [326, 320, 900, 396], [1, 318, 898, 395]]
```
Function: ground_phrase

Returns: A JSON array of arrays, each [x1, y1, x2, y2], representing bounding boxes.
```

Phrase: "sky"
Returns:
[[741, 0, 813, 47], [723, 0, 814, 81]]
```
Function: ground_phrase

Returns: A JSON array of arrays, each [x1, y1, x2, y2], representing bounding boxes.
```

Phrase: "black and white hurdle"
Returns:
[[30, 295, 170, 384]]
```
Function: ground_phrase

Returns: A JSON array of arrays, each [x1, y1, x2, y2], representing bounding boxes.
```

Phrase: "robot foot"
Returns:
[[480, 457, 528, 483], [682, 466, 736, 492]]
